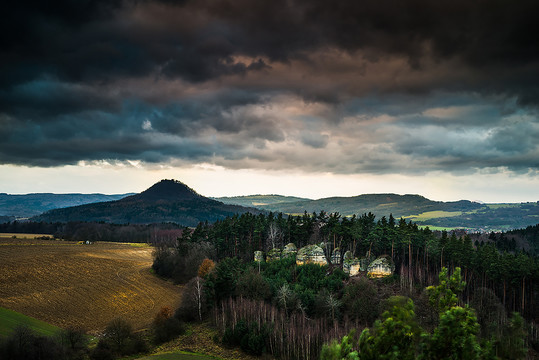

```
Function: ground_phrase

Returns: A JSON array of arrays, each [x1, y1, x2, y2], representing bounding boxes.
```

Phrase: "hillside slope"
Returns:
[[245, 193, 482, 218], [215, 194, 311, 207], [32, 180, 262, 226], [0, 193, 133, 218], [0, 238, 180, 333]]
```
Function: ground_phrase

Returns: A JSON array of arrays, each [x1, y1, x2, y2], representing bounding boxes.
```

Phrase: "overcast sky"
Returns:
[[1, 0, 539, 202]]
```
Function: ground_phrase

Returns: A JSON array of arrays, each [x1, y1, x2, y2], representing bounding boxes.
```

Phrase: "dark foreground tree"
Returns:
[[358, 296, 423, 360], [0, 325, 65, 360], [320, 267, 525, 360], [90, 318, 147, 359]]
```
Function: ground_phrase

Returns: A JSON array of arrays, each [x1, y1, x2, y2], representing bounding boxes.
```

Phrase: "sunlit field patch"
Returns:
[[0, 238, 181, 334], [405, 211, 463, 222]]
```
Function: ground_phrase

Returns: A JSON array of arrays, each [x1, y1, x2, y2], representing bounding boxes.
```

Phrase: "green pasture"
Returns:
[[486, 203, 519, 209], [0, 307, 61, 338], [404, 211, 462, 221]]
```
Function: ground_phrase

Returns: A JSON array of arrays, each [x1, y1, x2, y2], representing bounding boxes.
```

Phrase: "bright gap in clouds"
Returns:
[[0, 164, 538, 204]]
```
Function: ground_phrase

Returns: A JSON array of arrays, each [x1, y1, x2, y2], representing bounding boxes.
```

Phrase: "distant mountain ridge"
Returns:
[[7, 181, 539, 231], [32, 179, 263, 226], [215, 194, 311, 208], [216, 193, 481, 218], [0, 193, 134, 218], [216, 194, 539, 232]]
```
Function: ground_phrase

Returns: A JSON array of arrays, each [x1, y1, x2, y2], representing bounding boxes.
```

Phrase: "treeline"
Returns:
[[0, 326, 88, 360], [0, 221, 184, 244], [508, 223, 539, 254]]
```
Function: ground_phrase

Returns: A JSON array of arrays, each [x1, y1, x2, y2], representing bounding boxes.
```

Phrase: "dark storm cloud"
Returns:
[[0, 79, 119, 118], [0, 89, 286, 166], [1, 0, 539, 173], [488, 120, 539, 154], [0, 110, 218, 167], [0, 0, 125, 86], [3, 0, 539, 90], [391, 113, 539, 173]]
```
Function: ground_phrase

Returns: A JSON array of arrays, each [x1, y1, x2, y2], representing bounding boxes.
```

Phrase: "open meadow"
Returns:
[[0, 235, 181, 335], [0, 306, 61, 337]]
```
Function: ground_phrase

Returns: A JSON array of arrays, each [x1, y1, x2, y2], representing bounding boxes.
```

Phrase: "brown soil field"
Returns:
[[0, 237, 181, 334]]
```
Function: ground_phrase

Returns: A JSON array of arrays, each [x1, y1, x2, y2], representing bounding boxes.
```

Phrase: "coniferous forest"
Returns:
[[151, 211, 539, 359]]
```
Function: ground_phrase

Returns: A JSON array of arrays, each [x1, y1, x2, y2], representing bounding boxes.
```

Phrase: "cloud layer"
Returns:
[[1, 0, 539, 177]]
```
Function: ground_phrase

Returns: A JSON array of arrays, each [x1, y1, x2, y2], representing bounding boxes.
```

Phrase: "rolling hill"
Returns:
[[215, 194, 311, 208], [32, 180, 262, 226], [216, 194, 539, 232], [217, 193, 482, 218], [8, 182, 538, 231], [0, 192, 133, 218]]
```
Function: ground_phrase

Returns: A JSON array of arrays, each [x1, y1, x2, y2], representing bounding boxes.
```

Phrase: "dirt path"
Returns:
[[0, 238, 182, 334]]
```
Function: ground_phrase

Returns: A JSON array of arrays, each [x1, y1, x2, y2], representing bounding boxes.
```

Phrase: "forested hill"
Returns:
[[10, 185, 539, 231], [239, 193, 481, 217], [215, 194, 311, 208], [217, 194, 539, 231], [32, 179, 263, 226], [0, 192, 133, 218]]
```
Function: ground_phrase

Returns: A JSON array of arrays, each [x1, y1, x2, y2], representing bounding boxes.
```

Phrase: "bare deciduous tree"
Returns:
[[193, 276, 204, 321], [267, 222, 282, 250]]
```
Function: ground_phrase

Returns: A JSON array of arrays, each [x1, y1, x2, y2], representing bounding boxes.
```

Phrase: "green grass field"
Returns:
[[485, 203, 519, 209], [136, 352, 217, 360], [404, 211, 462, 221], [0, 307, 61, 338]]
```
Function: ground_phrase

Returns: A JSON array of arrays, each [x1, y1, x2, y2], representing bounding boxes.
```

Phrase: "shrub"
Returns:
[[95, 318, 147, 357], [153, 306, 185, 344], [342, 277, 380, 326], [222, 319, 269, 356], [198, 258, 216, 278], [105, 318, 133, 353], [222, 319, 249, 347], [153, 317, 185, 344], [0, 325, 65, 360], [59, 326, 88, 359], [235, 268, 272, 300], [90, 340, 114, 360]]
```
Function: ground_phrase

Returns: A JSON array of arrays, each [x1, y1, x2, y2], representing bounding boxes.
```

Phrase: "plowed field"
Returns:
[[0, 237, 181, 334]]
